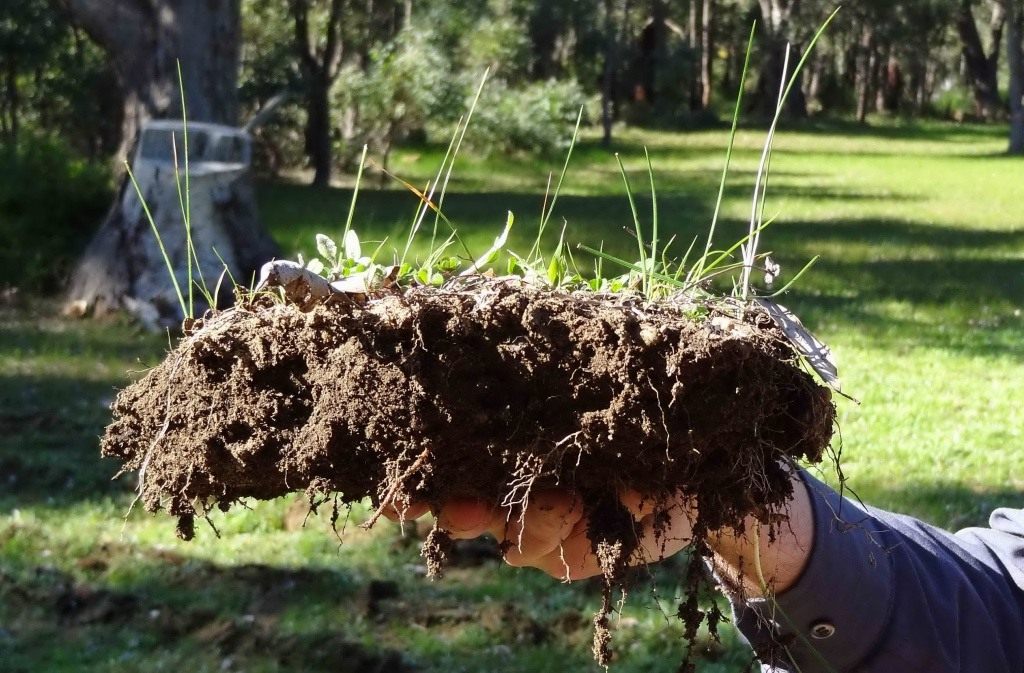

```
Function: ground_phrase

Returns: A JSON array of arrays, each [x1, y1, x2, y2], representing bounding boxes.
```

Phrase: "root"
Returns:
[[362, 446, 432, 530], [421, 522, 453, 580]]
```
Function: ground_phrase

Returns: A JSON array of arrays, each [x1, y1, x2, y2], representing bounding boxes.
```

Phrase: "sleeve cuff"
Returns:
[[733, 471, 896, 671]]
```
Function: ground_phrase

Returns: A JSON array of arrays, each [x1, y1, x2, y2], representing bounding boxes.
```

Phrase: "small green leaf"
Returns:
[[316, 234, 338, 261], [416, 267, 430, 285], [344, 230, 361, 260], [306, 258, 324, 275], [438, 257, 460, 272], [430, 272, 444, 286], [507, 258, 519, 275], [547, 255, 563, 286]]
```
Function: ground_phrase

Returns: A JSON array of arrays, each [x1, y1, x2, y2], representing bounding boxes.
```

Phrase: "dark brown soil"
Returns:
[[101, 277, 835, 663]]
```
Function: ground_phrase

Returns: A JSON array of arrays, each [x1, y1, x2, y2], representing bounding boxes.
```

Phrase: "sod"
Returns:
[[102, 277, 834, 664]]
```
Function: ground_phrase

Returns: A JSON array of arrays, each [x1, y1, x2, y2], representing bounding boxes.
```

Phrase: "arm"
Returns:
[[389, 471, 1024, 673]]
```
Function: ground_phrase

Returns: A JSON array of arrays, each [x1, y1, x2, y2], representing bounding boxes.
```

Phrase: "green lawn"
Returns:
[[2, 120, 1023, 672]]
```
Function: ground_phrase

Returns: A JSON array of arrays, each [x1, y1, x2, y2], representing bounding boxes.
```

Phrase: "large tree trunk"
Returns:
[[755, 0, 806, 118], [1008, 0, 1024, 152], [956, 0, 1006, 120], [60, 0, 279, 325]]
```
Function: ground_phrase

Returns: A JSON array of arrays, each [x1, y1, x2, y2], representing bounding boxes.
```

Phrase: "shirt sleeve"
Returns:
[[730, 471, 1024, 673]]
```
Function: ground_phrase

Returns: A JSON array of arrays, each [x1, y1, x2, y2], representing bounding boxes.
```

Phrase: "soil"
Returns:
[[101, 277, 835, 664]]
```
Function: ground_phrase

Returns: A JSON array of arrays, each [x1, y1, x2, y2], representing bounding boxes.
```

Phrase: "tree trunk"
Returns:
[[755, 0, 806, 118], [877, 49, 902, 113], [600, 0, 619, 147], [306, 78, 333, 188], [60, 0, 279, 324], [956, 0, 1005, 119], [689, 0, 703, 110], [700, 0, 714, 110], [1007, 0, 1024, 152], [288, 0, 345, 188], [855, 25, 875, 123]]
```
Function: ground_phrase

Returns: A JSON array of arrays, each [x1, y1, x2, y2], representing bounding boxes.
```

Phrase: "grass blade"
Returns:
[[530, 106, 584, 263], [769, 255, 820, 297], [614, 153, 647, 296], [644, 146, 659, 295], [343, 144, 368, 243], [693, 22, 756, 282], [126, 163, 187, 318]]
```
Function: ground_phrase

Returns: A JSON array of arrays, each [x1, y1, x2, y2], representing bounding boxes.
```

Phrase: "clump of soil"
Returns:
[[102, 277, 834, 663]]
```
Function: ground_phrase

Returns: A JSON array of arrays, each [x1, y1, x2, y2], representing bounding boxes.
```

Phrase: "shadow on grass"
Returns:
[[781, 118, 1008, 143], [0, 551, 412, 673], [0, 372, 141, 506], [0, 527, 736, 673], [261, 182, 924, 261]]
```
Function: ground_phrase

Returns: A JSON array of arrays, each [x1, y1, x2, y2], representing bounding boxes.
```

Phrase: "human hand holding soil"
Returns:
[[385, 490, 694, 580], [385, 473, 813, 594]]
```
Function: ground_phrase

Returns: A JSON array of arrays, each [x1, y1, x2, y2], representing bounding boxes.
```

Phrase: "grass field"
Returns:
[[2, 120, 1022, 672]]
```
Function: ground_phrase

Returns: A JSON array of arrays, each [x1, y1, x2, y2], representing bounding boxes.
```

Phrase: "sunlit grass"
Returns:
[[2, 120, 1023, 671]]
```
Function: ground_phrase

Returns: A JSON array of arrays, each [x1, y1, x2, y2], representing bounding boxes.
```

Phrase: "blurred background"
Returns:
[[1, 1, 1023, 671]]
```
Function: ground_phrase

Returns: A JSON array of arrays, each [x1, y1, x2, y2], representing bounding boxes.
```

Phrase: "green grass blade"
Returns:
[[211, 246, 238, 290], [462, 212, 514, 276], [699, 214, 778, 278], [343, 144, 368, 243], [614, 153, 647, 296], [578, 244, 685, 289], [741, 8, 840, 299], [769, 255, 820, 297], [644, 146, 659, 295], [433, 69, 490, 243], [693, 22, 755, 282], [428, 117, 463, 252], [126, 162, 187, 318], [530, 106, 584, 263]]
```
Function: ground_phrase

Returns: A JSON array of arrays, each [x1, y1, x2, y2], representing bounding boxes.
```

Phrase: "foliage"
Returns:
[[0, 138, 111, 292], [0, 0, 120, 157], [468, 78, 589, 156], [332, 28, 460, 168]]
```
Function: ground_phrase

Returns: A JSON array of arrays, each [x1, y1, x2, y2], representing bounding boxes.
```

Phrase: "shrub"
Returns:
[[332, 28, 459, 170], [466, 78, 588, 156], [0, 138, 112, 293]]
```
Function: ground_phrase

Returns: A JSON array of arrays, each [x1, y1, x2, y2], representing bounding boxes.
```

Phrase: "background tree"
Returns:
[[755, 0, 807, 117], [1007, 0, 1024, 151], [287, 0, 346, 188], [955, 0, 1006, 120], [58, 0, 278, 318]]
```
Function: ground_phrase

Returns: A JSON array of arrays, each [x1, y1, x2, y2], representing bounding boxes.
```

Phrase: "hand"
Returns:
[[383, 489, 695, 581]]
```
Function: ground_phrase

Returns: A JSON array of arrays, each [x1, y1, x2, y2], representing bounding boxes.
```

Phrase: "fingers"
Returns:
[[620, 488, 660, 520], [381, 500, 431, 523], [500, 490, 583, 566], [629, 501, 693, 567], [384, 489, 693, 581], [436, 498, 499, 539], [534, 516, 603, 580]]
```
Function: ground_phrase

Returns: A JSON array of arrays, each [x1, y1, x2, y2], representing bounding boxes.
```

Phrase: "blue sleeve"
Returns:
[[732, 472, 1024, 673]]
